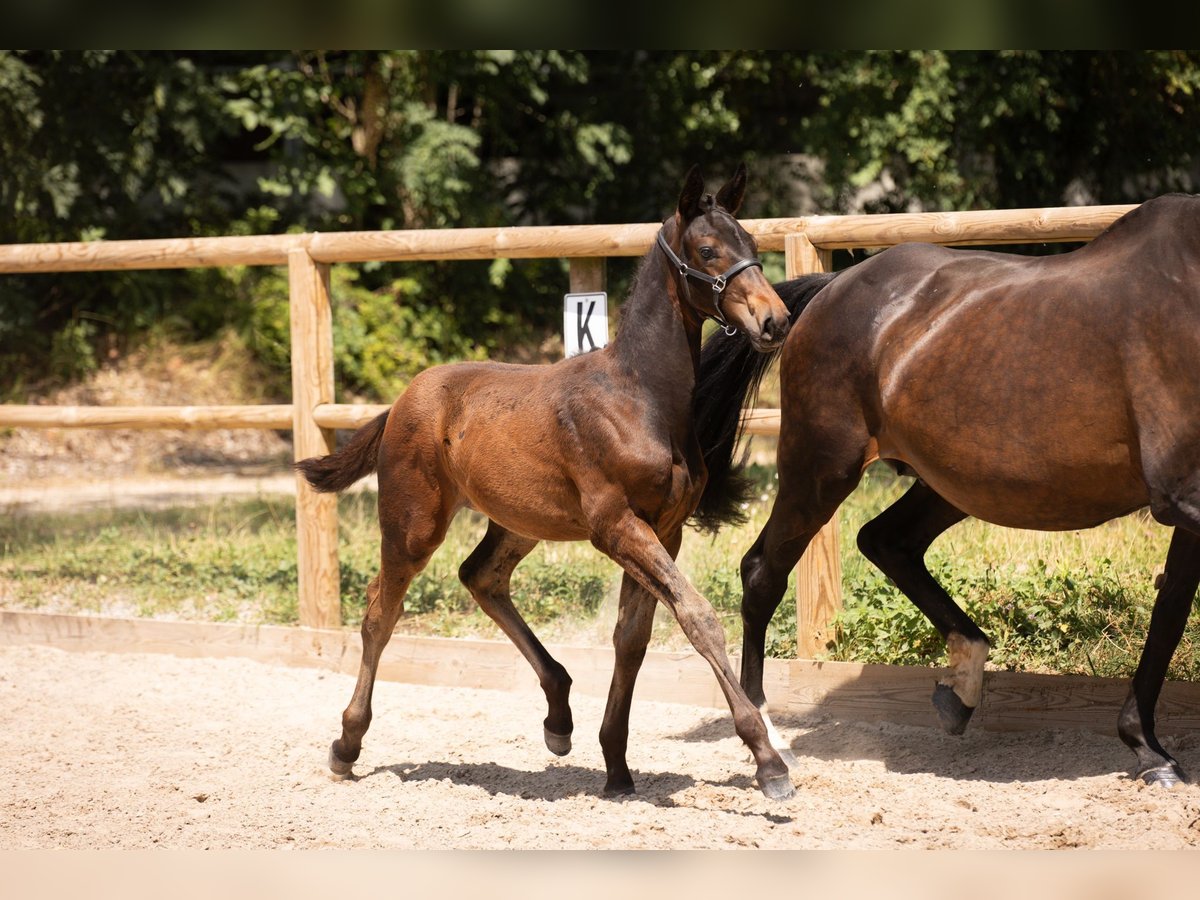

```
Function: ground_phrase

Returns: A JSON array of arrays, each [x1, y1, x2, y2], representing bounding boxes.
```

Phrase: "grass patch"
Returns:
[[334, 492, 618, 643], [2, 461, 1195, 679], [0, 498, 301, 624]]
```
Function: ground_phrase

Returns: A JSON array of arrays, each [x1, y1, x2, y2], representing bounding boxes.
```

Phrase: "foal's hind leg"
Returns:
[[1117, 526, 1200, 786], [459, 520, 574, 755], [856, 481, 989, 734], [330, 489, 456, 778], [330, 543, 429, 777]]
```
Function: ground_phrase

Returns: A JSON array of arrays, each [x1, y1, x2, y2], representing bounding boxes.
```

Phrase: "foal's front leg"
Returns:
[[593, 512, 794, 800]]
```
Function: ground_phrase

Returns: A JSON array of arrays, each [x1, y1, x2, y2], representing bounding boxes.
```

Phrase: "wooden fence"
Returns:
[[0, 202, 1136, 654]]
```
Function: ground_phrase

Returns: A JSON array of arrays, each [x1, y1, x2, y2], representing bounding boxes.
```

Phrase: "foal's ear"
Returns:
[[715, 162, 748, 214], [677, 164, 706, 222]]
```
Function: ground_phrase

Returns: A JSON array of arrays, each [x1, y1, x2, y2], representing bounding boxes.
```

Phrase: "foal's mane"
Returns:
[[612, 236, 667, 346]]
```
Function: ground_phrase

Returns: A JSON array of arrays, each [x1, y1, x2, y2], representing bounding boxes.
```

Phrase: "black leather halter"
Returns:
[[656, 228, 763, 334]]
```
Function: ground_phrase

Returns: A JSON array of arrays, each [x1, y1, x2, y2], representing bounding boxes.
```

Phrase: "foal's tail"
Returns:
[[690, 272, 839, 532], [294, 411, 389, 493]]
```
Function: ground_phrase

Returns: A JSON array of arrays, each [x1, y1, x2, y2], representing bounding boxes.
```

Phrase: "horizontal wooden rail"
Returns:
[[0, 234, 310, 274], [0, 401, 785, 434], [0, 219, 801, 274], [309, 223, 658, 262], [0, 404, 294, 429], [741, 408, 782, 436], [312, 403, 390, 430], [803, 204, 1135, 250], [0, 205, 1135, 275], [305, 218, 810, 263]]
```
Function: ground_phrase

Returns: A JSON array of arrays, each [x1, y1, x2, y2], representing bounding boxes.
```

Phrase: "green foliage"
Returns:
[[239, 265, 489, 400], [813, 52, 963, 207], [5, 50, 1200, 398], [799, 50, 1200, 211], [827, 554, 1200, 680], [48, 317, 100, 382]]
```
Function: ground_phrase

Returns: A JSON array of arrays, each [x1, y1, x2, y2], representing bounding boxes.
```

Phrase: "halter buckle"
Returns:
[[712, 275, 727, 293]]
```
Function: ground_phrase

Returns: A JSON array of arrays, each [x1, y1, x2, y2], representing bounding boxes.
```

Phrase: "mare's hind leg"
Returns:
[[592, 512, 794, 800], [856, 481, 989, 734], [459, 520, 574, 755], [1118, 526, 1200, 786], [598, 529, 682, 796], [330, 488, 456, 778]]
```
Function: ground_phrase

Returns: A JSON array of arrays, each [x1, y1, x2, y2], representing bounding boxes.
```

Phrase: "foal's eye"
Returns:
[[699, 247, 715, 260]]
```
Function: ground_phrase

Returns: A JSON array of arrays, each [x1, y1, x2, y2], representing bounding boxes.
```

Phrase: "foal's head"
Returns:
[[663, 164, 791, 351]]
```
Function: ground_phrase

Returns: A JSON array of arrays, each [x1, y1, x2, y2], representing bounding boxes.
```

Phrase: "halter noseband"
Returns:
[[656, 228, 763, 335]]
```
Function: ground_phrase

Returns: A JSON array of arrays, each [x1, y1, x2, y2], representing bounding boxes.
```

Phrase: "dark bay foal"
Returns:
[[298, 165, 796, 799]]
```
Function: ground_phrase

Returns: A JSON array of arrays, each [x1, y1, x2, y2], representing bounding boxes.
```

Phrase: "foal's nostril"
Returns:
[[769, 314, 791, 342], [762, 314, 777, 341]]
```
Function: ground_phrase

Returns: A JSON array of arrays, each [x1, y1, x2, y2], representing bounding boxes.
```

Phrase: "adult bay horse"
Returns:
[[694, 193, 1200, 787], [297, 165, 798, 800]]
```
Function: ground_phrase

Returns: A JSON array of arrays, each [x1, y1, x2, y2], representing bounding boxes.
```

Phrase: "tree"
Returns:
[[3, 51, 1200, 397]]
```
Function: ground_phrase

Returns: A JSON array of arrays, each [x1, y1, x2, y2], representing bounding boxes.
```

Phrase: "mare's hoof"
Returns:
[[544, 726, 572, 757], [932, 683, 976, 736], [758, 772, 795, 801], [1138, 763, 1189, 788], [328, 744, 355, 780]]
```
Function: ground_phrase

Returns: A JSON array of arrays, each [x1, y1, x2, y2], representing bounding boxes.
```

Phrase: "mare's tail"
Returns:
[[294, 411, 389, 493], [690, 272, 839, 532]]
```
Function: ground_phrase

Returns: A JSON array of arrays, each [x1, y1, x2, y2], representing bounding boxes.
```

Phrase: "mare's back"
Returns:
[[809, 194, 1200, 355]]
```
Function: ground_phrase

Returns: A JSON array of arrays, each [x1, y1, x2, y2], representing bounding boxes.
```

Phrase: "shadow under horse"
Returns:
[[297, 165, 797, 800], [695, 193, 1200, 788]]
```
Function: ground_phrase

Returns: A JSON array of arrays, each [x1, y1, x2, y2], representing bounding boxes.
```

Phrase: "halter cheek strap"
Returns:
[[656, 229, 763, 334]]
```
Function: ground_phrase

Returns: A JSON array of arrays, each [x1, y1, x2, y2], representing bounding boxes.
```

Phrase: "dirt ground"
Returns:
[[3, 642, 1200, 850]]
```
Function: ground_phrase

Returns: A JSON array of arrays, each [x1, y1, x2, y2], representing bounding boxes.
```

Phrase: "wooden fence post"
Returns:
[[288, 248, 341, 629], [784, 234, 842, 658], [568, 257, 607, 294]]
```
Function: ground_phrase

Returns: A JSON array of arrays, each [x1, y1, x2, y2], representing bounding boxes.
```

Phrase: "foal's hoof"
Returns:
[[327, 744, 355, 781], [543, 726, 572, 757], [1138, 763, 1189, 788], [776, 747, 801, 772], [602, 780, 636, 799], [757, 772, 795, 802], [932, 683, 976, 736]]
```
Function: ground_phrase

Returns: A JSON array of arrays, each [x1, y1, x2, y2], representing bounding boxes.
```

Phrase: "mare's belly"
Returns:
[[892, 445, 1150, 531]]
